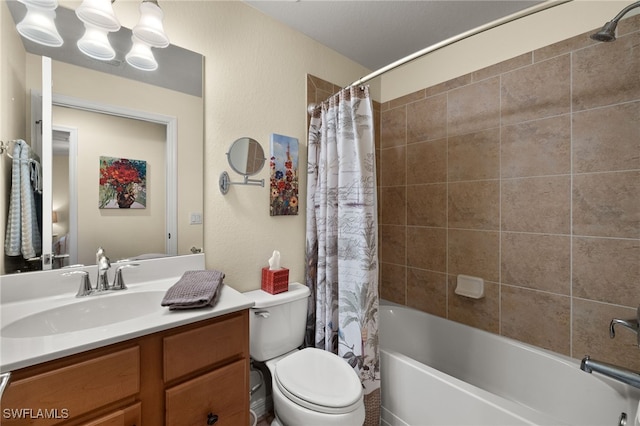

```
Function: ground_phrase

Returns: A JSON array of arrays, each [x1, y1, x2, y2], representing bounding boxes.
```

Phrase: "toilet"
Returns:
[[244, 282, 365, 426]]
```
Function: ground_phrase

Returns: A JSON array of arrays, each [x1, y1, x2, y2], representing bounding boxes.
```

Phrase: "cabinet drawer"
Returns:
[[163, 312, 246, 382], [81, 402, 141, 426], [1, 347, 139, 426], [165, 359, 247, 426]]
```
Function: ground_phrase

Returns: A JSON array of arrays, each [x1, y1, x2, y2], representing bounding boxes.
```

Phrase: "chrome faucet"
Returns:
[[95, 247, 111, 292], [62, 270, 93, 297], [111, 263, 140, 290], [580, 356, 640, 389], [610, 306, 640, 347]]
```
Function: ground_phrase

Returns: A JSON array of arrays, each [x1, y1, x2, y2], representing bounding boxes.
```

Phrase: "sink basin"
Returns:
[[1, 291, 166, 338]]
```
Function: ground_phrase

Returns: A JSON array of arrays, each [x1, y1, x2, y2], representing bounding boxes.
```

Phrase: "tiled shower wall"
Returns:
[[306, 14, 638, 371], [379, 15, 639, 370]]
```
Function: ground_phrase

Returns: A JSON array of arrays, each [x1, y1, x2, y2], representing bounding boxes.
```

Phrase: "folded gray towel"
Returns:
[[161, 270, 225, 310]]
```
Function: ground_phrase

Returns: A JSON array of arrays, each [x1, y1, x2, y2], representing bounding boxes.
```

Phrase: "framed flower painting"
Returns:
[[99, 156, 147, 209], [269, 134, 299, 216]]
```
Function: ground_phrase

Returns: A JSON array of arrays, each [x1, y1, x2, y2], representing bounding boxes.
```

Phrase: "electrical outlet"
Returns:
[[190, 212, 203, 225]]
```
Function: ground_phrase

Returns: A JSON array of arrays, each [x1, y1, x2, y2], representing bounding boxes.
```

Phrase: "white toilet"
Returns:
[[244, 282, 365, 426]]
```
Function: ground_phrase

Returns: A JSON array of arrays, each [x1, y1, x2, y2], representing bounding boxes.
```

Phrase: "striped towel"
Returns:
[[161, 270, 225, 310], [4, 140, 41, 259]]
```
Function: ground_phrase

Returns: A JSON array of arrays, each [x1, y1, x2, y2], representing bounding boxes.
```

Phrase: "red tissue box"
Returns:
[[261, 267, 289, 294]]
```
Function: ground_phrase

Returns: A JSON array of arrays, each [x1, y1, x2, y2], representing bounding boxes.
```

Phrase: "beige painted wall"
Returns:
[[0, 1, 27, 274], [101, 1, 372, 292], [52, 106, 166, 266], [381, 1, 639, 102]]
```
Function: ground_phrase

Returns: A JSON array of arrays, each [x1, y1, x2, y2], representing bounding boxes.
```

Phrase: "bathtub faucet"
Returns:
[[580, 356, 640, 389], [609, 306, 640, 347]]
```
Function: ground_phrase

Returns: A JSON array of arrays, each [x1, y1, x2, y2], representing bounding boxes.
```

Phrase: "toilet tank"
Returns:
[[244, 282, 310, 361]]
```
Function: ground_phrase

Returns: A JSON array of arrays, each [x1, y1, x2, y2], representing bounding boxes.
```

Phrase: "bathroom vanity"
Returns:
[[0, 255, 253, 425]]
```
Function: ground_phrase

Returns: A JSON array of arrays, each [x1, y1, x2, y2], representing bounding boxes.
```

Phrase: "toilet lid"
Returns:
[[274, 348, 363, 415]]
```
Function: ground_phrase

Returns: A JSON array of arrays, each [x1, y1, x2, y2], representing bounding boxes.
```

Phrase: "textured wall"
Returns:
[[379, 14, 640, 370]]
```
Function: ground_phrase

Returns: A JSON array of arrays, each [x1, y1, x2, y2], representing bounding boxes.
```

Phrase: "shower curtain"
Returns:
[[305, 86, 380, 424]]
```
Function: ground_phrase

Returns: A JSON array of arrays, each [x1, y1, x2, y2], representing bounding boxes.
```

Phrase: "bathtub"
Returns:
[[379, 303, 640, 426]]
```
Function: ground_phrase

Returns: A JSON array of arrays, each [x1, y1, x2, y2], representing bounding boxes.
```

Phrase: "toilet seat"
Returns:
[[274, 348, 363, 415]]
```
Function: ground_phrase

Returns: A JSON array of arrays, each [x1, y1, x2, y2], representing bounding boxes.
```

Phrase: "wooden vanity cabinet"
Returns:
[[0, 310, 249, 426]]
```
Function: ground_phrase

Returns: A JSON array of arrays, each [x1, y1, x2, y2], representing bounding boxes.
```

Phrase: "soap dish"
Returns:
[[455, 274, 484, 299]]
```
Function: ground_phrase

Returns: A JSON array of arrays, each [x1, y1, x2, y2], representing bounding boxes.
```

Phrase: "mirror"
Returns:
[[2, 2, 204, 275], [219, 138, 266, 195], [228, 138, 266, 176]]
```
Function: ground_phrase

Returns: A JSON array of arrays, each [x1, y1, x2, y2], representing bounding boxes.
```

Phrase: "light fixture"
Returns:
[[75, 0, 120, 61], [77, 23, 116, 60], [75, 0, 120, 32], [132, 0, 169, 48], [52, 211, 58, 223], [125, 35, 158, 71], [16, 0, 63, 47]]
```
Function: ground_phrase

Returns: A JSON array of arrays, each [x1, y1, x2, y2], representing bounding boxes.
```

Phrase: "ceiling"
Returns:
[[244, 0, 544, 71]]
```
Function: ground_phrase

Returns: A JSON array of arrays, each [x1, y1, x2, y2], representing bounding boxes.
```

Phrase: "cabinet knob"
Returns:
[[206, 413, 219, 425]]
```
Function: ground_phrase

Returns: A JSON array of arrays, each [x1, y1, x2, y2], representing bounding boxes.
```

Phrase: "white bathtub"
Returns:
[[379, 304, 640, 426]]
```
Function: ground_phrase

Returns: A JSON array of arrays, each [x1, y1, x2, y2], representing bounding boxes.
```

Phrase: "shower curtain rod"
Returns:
[[347, 0, 572, 88]]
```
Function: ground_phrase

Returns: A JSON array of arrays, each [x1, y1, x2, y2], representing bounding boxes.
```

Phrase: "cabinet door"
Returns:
[[165, 360, 247, 426], [81, 402, 141, 426]]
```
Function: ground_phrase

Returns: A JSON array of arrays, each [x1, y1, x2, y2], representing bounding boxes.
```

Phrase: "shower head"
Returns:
[[590, 1, 640, 42], [590, 21, 618, 42]]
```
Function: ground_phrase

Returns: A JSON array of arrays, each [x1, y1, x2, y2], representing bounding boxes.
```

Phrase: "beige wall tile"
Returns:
[[448, 229, 499, 282], [406, 138, 447, 184], [501, 285, 571, 355], [501, 115, 571, 178], [406, 226, 446, 272], [447, 276, 499, 333], [448, 128, 500, 182], [448, 77, 500, 136], [380, 106, 406, 148], [380, 186, 406, 226], [380, 262, 406, 305], [448, 181, 500, 231], [375, 16, 640, 371], [573, 171, 640, 238], [407, 268, 447, 317], [472, 53, 532, 82], [406, 94, 447, 144], [573, 237, 640, 306], [380, 224, 406, 265], [501, 232, 570, 294], [407, 183, 446, 228], [572, 32, 640, 112], [573, 101, 640, 173], [501, 176, 571, 234], [501, 55, 571, 125], [573, 299, 640, 371], [380, 146, 406, 187], [388, 89, 425, 110]]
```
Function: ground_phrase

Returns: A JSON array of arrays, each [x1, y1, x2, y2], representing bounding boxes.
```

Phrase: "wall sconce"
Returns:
[[52, 211, 58, 223], [16, 0, 63, 47]]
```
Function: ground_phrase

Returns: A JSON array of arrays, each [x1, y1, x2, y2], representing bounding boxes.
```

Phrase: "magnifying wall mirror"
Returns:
[[219, 138, 266, 194]]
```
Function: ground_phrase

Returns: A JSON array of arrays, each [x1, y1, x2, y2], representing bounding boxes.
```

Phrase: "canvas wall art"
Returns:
[[99, 156, 147, 209], [269, 134, 299, 216]]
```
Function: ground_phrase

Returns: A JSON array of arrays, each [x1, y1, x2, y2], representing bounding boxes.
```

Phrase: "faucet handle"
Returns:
[[62, 270, 92, 297], [112, 263, 140, 290], [609, 306, 640, 348]]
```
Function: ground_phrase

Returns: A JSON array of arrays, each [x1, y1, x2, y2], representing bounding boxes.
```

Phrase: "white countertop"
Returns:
[[0, 254, 254, 372]]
